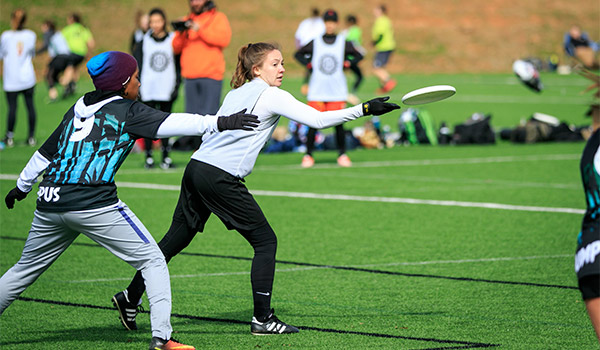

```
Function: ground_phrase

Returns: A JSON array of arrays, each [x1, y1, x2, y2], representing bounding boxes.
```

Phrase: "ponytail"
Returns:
[[230, 42, 280, 89]]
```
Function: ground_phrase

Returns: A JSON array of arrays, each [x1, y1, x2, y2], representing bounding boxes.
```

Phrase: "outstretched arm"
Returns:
[[155, 110, 259, 138], [262, 88, 399, 129]]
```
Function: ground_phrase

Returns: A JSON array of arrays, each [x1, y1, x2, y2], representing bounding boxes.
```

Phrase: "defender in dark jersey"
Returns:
[[576, 126, 600, 340], [1, 51, 258, 350]]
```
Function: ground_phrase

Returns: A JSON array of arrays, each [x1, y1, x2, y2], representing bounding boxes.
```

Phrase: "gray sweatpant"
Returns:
[[0, 201, 172, 340], [184, 77, 222, 115]]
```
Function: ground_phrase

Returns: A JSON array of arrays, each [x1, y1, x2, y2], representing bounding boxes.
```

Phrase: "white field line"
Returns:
[[60, 254, 572, 283], [108, 153, 581, 175], [252, 153, 580, 171], [274, 172, 580, 190], [0, 172, 584, 215], [248, 190, 584, 214], [354, 254, 573, 268]]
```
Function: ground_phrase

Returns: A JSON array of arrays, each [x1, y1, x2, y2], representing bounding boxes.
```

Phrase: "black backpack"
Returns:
[[452, 113, 496, 144]]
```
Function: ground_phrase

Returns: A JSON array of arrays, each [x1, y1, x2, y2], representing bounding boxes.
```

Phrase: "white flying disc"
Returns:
[[401, 85, 456, 105]]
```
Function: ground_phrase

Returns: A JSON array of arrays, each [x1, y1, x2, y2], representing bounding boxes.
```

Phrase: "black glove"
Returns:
[[5, 187, 28, 209], [217, 109, 260, 131], [362, 96, 401, 116]]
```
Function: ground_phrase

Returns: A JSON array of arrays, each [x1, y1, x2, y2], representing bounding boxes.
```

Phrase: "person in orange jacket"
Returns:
[[172, 0, 231, 148]]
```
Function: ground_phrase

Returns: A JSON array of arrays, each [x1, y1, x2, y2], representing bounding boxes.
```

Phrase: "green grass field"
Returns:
[[0, 73, 598, 349]]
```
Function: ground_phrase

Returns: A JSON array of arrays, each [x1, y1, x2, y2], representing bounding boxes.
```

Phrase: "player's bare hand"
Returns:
[[217, 109, 260, 131], [5, 187, 28, 209]]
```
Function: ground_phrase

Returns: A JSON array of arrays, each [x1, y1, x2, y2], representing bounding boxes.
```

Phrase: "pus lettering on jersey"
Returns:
[[575, 240, 600, 273], [37, 186, 61, 203]]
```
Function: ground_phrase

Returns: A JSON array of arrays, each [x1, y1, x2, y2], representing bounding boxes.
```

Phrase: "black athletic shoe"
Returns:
[[112, 291, 140, 330], [149, 337, 195, 350], [251, 309, 299, 335]]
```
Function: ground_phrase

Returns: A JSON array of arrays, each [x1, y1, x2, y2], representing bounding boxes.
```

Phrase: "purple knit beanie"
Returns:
[[86, 51, 138, 91]]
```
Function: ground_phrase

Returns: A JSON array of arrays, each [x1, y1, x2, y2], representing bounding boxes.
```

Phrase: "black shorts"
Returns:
[[173, 160, 268, 232], [46, 55, 70, 87], [579, 274, 600, 300], [67, 53, 85, 67], [50, 55, 70, 72]]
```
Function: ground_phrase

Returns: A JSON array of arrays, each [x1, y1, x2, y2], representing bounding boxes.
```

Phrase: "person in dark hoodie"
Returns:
[[0, 51, 258, 350]]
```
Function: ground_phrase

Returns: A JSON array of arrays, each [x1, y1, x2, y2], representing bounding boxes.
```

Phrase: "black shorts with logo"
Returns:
[[173, 160, 268, 232]]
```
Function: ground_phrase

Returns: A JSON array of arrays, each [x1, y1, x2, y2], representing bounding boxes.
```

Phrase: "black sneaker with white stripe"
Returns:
[[112, 290, 141, 331], [251, 309, 299, 335]]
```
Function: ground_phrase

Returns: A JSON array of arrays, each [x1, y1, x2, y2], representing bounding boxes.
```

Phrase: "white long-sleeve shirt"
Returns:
[[193, 78, 363, 178], [0, 29, 36, 92]]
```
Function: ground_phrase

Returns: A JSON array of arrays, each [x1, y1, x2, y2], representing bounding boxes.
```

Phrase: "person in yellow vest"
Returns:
[[61, 13, 95, 97], [371, 5, 396, 93]]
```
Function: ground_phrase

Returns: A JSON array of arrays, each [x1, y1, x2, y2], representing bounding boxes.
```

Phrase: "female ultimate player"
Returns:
[[114, 42, 399, 335], [1, 8, 37, 147], [294, 9, 364, 168], [1, 51, 258, 350], [134, 7, 181, 169]]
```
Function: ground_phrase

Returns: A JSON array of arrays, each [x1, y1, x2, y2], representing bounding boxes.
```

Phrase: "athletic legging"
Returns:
[[306, 124, 346, 156], [125, 218, 277, 320], [349, 63, 363, 93], [5, 87, 36, 137]]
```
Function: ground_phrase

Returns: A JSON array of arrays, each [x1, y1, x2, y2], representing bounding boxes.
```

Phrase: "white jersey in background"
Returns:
[[140, 31, 176, 102], [193, 78, 363, 178], [48, 32, 70, 58], [0, 29, 36, 92], [307, 34, 348, 102], [294, 17, 325, 49]]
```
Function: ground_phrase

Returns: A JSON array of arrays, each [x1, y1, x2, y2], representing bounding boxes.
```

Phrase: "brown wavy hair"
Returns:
[[230, 42, 280, 89]]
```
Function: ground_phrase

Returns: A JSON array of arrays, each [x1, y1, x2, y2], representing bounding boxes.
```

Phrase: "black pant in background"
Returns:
[[306, 124, 346, 156], [5, 87, 36, 138]]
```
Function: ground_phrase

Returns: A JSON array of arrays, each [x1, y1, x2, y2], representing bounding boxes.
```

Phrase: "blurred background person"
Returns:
[[134, 8, 181, 170], [0, 8, 37, 147], [295, 9, 364, 168], [564, 25, 599, 70], [37, 20, 71, 102], [294, 7, 325, 96], [130, 10, 149, 55], [61, 13, 95, 98], [172, 0, 231, 150], [371, 4, 396, 93], [342, 14, 366, 105]]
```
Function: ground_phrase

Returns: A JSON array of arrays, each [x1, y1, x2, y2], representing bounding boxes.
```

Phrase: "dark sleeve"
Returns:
[[345, 41, 363, 64], [171, 54, 182, 102], [36, 32, 51, 55], [294, 41, 314, 66], [130, 32, 137, 54], [124, 101, 171, 139], [373, 34, 383, 46], [133, 39, 143, 73], [38, 107, 73, 160]]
